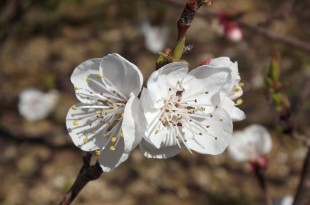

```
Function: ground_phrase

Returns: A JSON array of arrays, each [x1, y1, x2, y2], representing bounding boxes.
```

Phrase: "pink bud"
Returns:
[[226, 24, 242, 42], [200, 58, 212, 66]]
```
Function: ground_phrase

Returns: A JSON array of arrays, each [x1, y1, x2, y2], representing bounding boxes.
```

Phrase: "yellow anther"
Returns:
[[95, 150, 101, 156], [72, 105, 77, 110], [155, 130, 159, 135], [235, 87, 242, 92], [102, 133, 107, 138], [111, 137, 117, 142], [74, 87, 80, 90], [200, 107, 206, 111], [109, 146, 116, 151], [120, 132, 124, 138], [96, 74, 103, 79], [83, 137, 88, 144], [236, 99, 243, 106], [95, 110, 102, 115], [239, 82, 245, 87], [73, 120, 79, 126], [86, 77, 92, 82]]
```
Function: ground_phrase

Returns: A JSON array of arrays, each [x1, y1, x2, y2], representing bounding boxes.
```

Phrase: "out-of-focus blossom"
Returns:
[[275, 196, 293, 205], [139, 57, 245, 159], [228, 124, 272, 166], [141, 21, 168, 53], [218, 12, 243, 42], [18, 88, 59, 121], [66, 53, 143, 172]]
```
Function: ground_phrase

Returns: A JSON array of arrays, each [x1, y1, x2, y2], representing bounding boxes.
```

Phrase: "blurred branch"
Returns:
[[254, 166, 273, 205], [59, 153, 103, 205], [160, 0, 310, 53], [293, 147, 310, 205]]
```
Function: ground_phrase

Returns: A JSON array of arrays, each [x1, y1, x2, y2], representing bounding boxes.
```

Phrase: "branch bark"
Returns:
[[293, 147, 310, 205], [59, 153, 103, 205], [161, 0, 310, 53]]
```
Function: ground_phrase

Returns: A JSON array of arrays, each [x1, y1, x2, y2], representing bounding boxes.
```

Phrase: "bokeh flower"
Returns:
[[140, 59, 245, 159], [18, 88, 59, 121], [217, 12, 243, 42], [275, 196, 293, 205], [228, 124, 272, 165], [66, 53, 143, 172], [141, 21, 168, 54]]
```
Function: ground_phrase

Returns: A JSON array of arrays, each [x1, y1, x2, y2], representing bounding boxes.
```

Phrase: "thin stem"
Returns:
[[156, 0, 208, 69], [293, 147, 310, 205], [161, 0, 310, 53], [59, 153, 103, 205], [253, 166, 273, 205]]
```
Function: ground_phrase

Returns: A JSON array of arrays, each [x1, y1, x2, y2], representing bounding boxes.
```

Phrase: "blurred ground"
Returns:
[[0, 0, 310, 204]]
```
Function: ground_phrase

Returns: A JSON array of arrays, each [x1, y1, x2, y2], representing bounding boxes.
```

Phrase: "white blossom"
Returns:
[[141, 22, 168, 54], [18, 88, 59, 121], [228, 124, 272, 163], [66, 53, 143, 172], [139, 59, 245, 159], [208, 57, 245, 122], [275, 196, 293, 205]]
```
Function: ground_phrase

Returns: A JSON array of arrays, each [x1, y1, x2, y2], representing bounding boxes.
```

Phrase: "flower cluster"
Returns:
[[66, 53, 245, 171]]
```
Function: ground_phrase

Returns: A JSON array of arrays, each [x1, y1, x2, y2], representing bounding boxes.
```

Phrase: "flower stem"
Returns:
[[59, 152, 103, 205], [253, 166, 273, 205], [293, 146, 310, 205], [156, 0, 209, 69]]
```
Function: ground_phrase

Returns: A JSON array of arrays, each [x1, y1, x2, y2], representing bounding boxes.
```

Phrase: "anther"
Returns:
[[109, 146, 116, 151], [111, 137, 117, 142], [236, 99, 243, 106]]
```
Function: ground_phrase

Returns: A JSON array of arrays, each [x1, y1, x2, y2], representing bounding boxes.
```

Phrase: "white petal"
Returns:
[[245, 124, 272, 155], [185, 108, 233, 155], [18, 88, 52, 121], [219, 96, 246, 121], [122, 95, 144, 153], [100, 53, 143, 98], [147, 62, 188, 107], [182, 65, 232, 105], [98, 138, 129, 172], [228, 124, 272, 162], [66, 103, 119, 151], [140, 88, 177, 148], [228, 131, 251, 162], [209, 57, 241, 96], [209, 57, 236, 69], [139, 139, 181, 159], [71, 58, 107, 104]]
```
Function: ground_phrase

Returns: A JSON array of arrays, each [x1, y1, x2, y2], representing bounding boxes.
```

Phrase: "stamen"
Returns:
[[236, 99, 243, 105], [73, 120, 79, 126]]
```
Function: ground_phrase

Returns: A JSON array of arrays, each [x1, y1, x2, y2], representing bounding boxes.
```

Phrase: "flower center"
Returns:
[[160, 90, 184, 127]]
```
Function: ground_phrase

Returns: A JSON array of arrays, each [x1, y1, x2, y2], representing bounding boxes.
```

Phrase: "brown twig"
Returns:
[[253, 166, 273, 205], [293, 147, 310, 205], [160, 0, 310, 53], [59, 153, 103, 205]]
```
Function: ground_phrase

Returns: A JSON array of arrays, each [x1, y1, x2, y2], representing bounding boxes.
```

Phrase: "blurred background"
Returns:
[[0, 0, 309, 204]]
